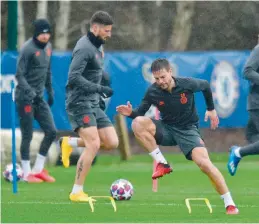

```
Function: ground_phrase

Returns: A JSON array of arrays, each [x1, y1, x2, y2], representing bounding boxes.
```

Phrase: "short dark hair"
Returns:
[[90, 11, 113, 26], [151, 58, 171, 73]]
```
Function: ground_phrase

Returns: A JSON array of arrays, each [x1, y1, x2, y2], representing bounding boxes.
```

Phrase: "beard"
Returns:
[[96, 35, 106, 45], [87, 31, 105, 48], [159, 84, 168, 89]]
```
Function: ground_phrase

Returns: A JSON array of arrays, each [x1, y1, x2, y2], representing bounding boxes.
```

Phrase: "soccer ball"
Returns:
[[3, 163, 23, 182], [110, 179, 134, 200]]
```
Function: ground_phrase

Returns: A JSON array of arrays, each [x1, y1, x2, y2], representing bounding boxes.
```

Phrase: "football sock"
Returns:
[[32, 154, 46, 174], [149, 148, 168, 164], [221, 192, 235, 208], [68, 137, 78, 147], [71, 184, 83, 194], [21, 160, 31, 178]]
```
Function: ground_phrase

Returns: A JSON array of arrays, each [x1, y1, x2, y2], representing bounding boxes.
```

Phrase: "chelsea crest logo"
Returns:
[[211, 61, 239, 118]]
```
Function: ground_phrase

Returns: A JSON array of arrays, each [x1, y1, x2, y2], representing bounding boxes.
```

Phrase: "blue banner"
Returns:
[[1, 50, 251, 130]]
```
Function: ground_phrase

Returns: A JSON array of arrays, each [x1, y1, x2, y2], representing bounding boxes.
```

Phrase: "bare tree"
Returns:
[[36, 0, 48, 19], [18, 0, 26, 49], [54, 0, 71, 50], [168, 1, 195, 51]]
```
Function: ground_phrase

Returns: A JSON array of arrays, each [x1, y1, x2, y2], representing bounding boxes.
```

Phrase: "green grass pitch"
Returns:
[[1, 153, 259, 223]]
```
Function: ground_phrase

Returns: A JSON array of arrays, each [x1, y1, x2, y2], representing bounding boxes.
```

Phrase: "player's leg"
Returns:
[[60, 108, 117, 167], [59, 136, 84, 149], [59, 136, 79, 168], [131, 116, 173, 179], [228, 110, 259, 176], [98, 126, 118, 149], [191, 147, 239, 214], [67, 112, 100, 202], [59, 136, 100, 167], [33, 99, 57, 182], [173, 125, 238, 214], [16, 102, 43, 183], [96, 107, 119, 150], [69, 125, 100, 202], [239, 140, 259, 156], [227, 140, 259, 176], [246, 110, 259, 144]]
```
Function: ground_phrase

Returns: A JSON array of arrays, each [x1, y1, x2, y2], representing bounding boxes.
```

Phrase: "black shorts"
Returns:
[[152, 119, 205, 160], [67, 107, 112, 132]]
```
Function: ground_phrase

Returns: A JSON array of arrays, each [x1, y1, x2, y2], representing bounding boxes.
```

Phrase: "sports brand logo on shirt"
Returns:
[[35, 51, 40, 57], [180, 93, 187, 104], [159, 101, 165, 106]]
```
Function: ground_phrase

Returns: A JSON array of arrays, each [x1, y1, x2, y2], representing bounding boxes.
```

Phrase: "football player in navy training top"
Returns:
[[116, 58, 239, 215]]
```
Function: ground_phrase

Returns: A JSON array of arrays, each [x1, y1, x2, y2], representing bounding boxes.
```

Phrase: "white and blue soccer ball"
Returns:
[[110, 179, 134, 200], [3, 163, 23, 182]]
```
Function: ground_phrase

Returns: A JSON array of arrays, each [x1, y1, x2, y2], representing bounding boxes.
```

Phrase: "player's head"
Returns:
[[33, 19, 51, 43], [151, 58, 173, 90], [90, 11, 113, 42]]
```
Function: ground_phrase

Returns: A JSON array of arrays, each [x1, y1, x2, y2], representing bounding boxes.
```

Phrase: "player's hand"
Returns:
[[100, 86, 113, 98], [116, 101, 133, 116], [204, 109, 219, 130], [26, 89, 36, 102]]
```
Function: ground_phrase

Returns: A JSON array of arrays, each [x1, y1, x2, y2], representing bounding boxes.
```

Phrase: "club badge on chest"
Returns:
[[180, 93, 188, 104]]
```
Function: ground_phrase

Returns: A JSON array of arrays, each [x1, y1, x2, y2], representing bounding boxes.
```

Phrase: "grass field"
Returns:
[[1, 153, 259, 223]]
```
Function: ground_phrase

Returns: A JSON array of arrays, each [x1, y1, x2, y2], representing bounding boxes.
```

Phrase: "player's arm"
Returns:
[[15, 47, 36, 98], [45, 57, 54, 106], [129, 99, 152, 119], [243, 45, 259, 85], [99, 71, 111, 111], [45, 45, 53, 96], [186, 77, 214, 110], [45, 63, 53, 93], [101, 71, 111, 87], [186, 77, 218, 129], [116, 90, 152, 118], [68, 48, 112, 96]]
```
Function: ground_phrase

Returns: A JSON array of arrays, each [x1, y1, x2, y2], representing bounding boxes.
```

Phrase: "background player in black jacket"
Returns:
[[15, 19, 56, 183], [116, 58, 239, 215], [228, 40, 259, 176]]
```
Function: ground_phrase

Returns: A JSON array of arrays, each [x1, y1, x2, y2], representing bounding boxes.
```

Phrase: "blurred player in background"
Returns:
[[65, 11, 119, 202], [228, 36, 259, 176], [116, 58, 239, 215], [15, 19, 56, 183], [58, 71, 112, 167]]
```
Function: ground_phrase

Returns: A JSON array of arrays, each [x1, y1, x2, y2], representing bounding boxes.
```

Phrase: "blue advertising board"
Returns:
[[1, 50, 251, 130]]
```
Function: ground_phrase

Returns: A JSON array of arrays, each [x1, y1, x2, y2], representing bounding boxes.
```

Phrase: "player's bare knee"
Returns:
[[109, 137, 119, 149], [86, 138, 101, 152], [103, 138, 119, 150], [132, 117, 144, 131], [132, 117, 150, 135]]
